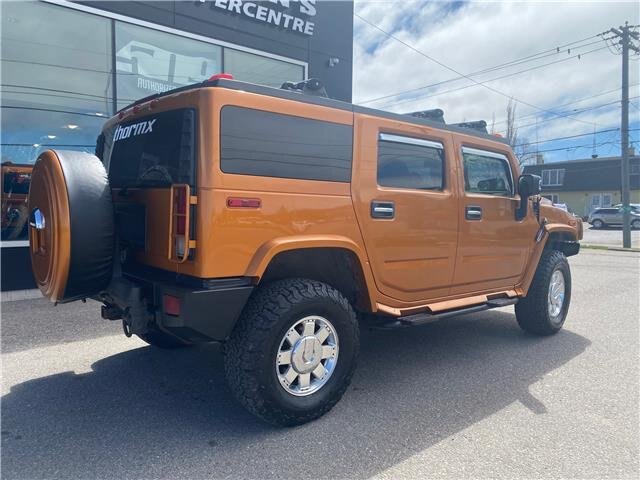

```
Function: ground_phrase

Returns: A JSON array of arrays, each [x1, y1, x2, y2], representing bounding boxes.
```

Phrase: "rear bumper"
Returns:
[[103, 267, 254, 343], [157, 279, 254, 342]]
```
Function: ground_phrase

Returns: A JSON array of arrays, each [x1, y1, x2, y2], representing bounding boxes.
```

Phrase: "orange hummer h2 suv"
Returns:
[[28, 76, 582, 426]]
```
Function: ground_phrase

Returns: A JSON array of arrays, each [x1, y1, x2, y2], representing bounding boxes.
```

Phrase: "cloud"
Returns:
[[353, 0, 640, 162]]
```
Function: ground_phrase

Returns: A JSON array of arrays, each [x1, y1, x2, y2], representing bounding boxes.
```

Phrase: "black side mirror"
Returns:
[[516, 174, 541, 220]]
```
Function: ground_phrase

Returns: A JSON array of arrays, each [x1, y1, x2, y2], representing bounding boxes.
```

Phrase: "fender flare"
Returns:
[[245, 235, 377, 309], [544, 222, 579, 240]]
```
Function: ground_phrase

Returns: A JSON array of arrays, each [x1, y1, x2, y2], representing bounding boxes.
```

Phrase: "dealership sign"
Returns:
[[200, 0, 317, 36]]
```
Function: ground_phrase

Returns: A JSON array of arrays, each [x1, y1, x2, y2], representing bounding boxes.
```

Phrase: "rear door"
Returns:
[[352, 114, 459, 303], [101, 107, 197, 269], [451, 143, 538, 295]]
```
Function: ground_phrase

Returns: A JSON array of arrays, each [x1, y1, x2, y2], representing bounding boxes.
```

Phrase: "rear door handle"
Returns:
[[465, 206, 482, 220], [371, 201, 395, 219]]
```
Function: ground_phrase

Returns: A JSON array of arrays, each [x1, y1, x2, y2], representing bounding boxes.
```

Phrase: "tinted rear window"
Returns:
[[220, 106, 353, 182], [103, 108, 196, 188]]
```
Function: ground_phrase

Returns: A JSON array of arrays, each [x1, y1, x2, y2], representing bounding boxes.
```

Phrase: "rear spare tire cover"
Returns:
[[28, 150, 114, 302]]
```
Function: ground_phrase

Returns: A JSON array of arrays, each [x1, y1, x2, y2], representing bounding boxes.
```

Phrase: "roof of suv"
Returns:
[[123, 77, 510, 145]]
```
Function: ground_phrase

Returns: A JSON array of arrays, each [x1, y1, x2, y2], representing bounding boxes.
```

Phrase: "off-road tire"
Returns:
[[592, 219, 604, 229], [223, 278, 359, 427], [138, 327, 191, 349], [516, 249, 571, 336]]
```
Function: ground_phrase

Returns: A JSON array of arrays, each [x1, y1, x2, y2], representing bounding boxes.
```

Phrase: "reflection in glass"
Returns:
[[115, 22, 221, 109], [224, 49, 304, 87], [1, 1, 112, 240]]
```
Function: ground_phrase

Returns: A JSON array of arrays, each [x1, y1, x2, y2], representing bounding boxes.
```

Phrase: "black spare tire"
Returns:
[[28, 150, 114, 303]]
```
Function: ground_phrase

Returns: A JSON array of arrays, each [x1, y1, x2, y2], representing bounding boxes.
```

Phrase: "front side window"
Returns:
[[377, 133, 444, 190], [462, 147, 513, 196]]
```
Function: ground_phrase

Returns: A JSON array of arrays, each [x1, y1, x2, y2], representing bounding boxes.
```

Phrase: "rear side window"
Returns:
[[462, 147, 513, 196], [377, 133, 444, 190], [220, 106, 353, 182]]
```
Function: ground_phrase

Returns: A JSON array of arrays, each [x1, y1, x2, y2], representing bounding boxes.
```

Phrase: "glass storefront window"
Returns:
[[1, 1, 306, 243], [1, 1, 112, 241], [224, 48, 304, 88], [115, 22, 222, 109]]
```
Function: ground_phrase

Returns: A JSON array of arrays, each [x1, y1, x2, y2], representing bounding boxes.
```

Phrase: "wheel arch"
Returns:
[[246, 236, 376, 312], [545, 224, 580, 257]]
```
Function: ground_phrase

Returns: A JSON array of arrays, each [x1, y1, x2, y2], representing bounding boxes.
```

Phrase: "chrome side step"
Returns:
[[370, 297, 519, 330]]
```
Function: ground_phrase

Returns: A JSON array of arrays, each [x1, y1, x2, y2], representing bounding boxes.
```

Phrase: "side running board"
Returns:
[[371, 297, 518, 330]]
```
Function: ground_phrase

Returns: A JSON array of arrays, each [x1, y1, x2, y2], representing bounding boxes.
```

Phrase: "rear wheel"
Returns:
[[516, 249, 571, 336], [224, 278, 359, 427], [632, 219, 640, 229], [592, 219, 604, 229]]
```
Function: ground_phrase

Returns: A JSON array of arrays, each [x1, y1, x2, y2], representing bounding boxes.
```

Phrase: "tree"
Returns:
[[505, 98, 537, 166], [505, 98, 518, 147]]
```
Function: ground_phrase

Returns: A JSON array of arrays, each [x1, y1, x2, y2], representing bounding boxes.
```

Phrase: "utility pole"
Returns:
[[607, 23, 639, 248]]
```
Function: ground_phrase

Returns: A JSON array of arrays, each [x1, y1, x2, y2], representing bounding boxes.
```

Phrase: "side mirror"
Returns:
[[516, 174, 541, 220]]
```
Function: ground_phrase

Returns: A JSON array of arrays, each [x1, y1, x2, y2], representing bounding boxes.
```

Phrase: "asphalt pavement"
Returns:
[[1, 249, 639, 479], [581, 225, 640, 248]]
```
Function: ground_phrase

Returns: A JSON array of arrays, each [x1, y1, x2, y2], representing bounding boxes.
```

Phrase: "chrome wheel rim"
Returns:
[[548, 270, 565, 319], [276, 315, 339, 397]]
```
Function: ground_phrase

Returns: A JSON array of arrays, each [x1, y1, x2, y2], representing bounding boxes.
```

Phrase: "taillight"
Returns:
[[169, 184, 197, 262], [163, 294, 181, 316]]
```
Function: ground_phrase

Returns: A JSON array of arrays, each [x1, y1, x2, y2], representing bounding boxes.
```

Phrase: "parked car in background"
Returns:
[[588, 206, 640, 229]]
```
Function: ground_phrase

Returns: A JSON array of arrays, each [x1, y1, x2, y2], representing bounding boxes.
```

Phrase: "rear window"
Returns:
[[102, 108, 196, 188], [220, 106, 353, 182]]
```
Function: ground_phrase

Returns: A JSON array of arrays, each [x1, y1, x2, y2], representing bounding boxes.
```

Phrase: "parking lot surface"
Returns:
[[1, 249, 639, 479]]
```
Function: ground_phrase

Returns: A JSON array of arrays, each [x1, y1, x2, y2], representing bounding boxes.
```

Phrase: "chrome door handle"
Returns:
[[371, 201, 395, 219], [465, 206, 482, 220]]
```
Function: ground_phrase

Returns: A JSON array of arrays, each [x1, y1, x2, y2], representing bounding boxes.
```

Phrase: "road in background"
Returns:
[[1, 249, 639, 479], [582, 226, 640, 248]]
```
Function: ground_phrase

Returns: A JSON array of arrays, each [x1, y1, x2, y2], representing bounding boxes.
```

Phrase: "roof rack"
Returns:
[[280, 78, 328, 98], [450, 120, 488, 134], [406, 109, 445, 124]]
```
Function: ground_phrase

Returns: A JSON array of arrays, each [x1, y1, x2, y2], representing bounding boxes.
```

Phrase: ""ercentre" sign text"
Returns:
[[201, 0, 317, 36]]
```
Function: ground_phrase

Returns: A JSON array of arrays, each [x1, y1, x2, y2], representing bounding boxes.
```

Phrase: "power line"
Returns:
[[492, 84, 639, 127], [515, 127, 640, 148], [375, 45, 610, 110], [354, 13, 598, 126], [515, 127, 619, 147], [501, 95, 640, 133], [358, 36, 606, 105]]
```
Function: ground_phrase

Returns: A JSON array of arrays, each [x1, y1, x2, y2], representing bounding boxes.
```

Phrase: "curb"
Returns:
[[581, 244, 640, 253]]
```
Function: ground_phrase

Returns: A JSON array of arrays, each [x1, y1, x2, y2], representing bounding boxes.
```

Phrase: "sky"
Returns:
[[352, 0, 640, 163]]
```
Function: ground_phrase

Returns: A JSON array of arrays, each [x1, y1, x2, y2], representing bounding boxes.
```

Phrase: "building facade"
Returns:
[[1, 0, 354, 291], [523, 156, 640, 218]]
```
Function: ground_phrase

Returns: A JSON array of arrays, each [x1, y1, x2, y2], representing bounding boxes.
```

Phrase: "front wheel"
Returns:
[[515, 250, 571, 336], [591, 219, 604, 229], [224, 278, 359, 427]]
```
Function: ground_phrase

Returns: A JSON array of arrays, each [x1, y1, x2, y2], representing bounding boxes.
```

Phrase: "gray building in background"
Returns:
[[1, 0, 354, 291]]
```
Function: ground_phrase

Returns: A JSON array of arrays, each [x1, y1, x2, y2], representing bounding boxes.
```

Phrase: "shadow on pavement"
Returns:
[[1, 311, 590, 479]]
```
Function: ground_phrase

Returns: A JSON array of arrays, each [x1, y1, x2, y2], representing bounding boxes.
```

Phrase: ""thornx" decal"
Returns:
[[113, 119, 156, 142]]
